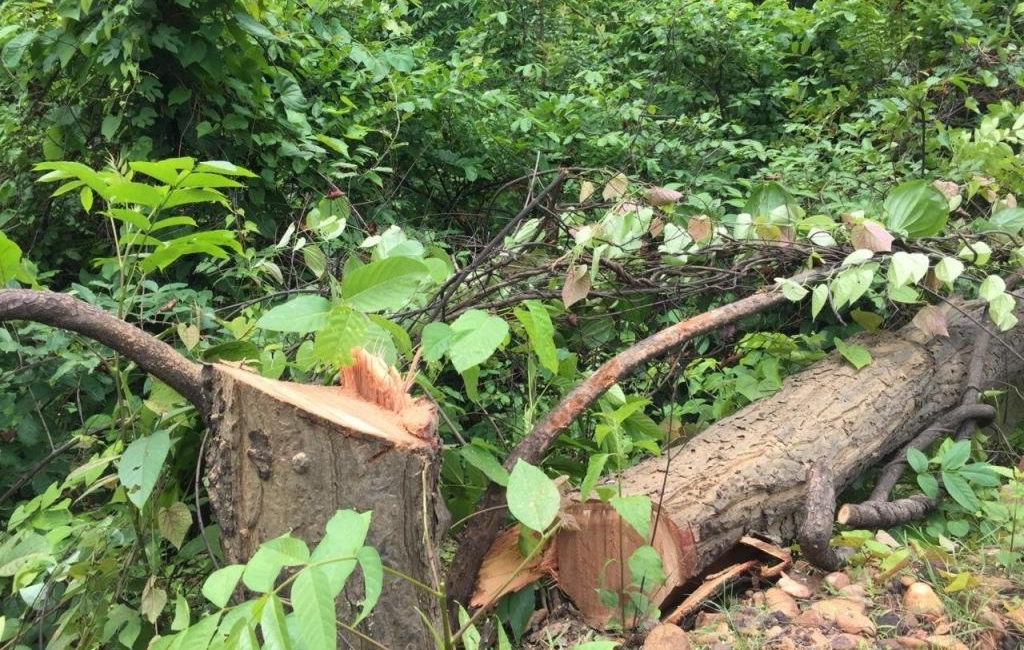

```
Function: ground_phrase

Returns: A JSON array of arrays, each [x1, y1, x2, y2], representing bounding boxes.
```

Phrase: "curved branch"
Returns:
[[445, 268, 827, 609], [0, 289, 205, 413]]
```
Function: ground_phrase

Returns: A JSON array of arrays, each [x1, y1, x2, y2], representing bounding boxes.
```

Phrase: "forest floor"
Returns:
[[518, 531, 1024, 650]]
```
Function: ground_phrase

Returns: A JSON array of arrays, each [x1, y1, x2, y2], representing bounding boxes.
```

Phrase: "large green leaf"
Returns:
[[312, 304, 368, 366], [514, 300, 558, 374], [341, 257, 428, 313], [242, 534, 310, 592], [202, 565, 245, 608], [883, 180, 948, 239], [507, 460, 559, 533], [291, 566, 336, 650], [448, 310, 509, 372], [256, 295, 331, 333], [118, 430, 170, 508]]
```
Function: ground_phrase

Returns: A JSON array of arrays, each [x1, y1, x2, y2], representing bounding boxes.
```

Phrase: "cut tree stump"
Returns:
[[204, 353, 449, 650]]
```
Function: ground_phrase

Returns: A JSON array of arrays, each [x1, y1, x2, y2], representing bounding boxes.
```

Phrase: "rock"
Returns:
[[828, 633, 864, 649], [902, 582, 945, 617], [812, 598, 876, 636], [642, 623, 690, 650], [838, 584, 867, 600], [765, 587, 800, 620], [795, 609, 829, 629], [779, 572, 813, 599], [824, 572, 851, 591]]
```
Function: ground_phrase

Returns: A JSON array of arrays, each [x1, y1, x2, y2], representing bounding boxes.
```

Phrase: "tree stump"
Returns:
[[203, 354, 449, 650]]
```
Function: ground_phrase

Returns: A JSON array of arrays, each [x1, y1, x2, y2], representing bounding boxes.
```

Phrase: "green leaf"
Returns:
[[811, 284, 829, 320], [108, 180, 167, 208], [841, 249, 874, 267], [939, 439, 971, 471], [988, 292, 1018, 331], [507, 460, 560, 532], [421, 322, 453, 362], [311, 510, 370, 594], [171, 592, 190, 631], [609, 494, 652, 540], [256, 295, 331, 333], [118, 430, 170, 509], [776, 278, 808, 302], [514, 300, 558, 373], [934, 257, 964, 285], [830, 264, 877, 309], [978, 275, 1006, 301], [906, 448, 930, 474], [141, 581, 168, 624], [353, 546, 382, 624], [312, 304, 368, 366], [579, 453, 610, 501], [131, 159, 191, 185], [234, 12, 278, 40], [194, 161, 257, 177], [834, 339, 872, 370], [157, 502, 192, 549], [627, 545, 665, 587], [958, 241, 992, 265], [291, 566, 336, 650], [260, 595, 293, 650], [887, 252, 929, 288], [460, 444, 510, 486], [2, 30, 37, 68], [202, 565, 245, 608], [0, 233, 32, 285], [917, 473, 939, 498], [743, 181, 799, 223], [448, 310, 509, 373], [243, 534, 310, 593], [958, 463, 1002, 487], [942, 471, 980, 513], [883, 180, 949, 239], [980, 207, 1024, 234], [341, 257, 428, 313]]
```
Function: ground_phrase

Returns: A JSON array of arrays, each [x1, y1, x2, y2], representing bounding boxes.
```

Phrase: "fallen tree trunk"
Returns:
[[614, 301, 1024, 584]]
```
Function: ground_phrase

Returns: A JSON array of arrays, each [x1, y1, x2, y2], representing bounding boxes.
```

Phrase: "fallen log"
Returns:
[[612, 301, 1024, 587]]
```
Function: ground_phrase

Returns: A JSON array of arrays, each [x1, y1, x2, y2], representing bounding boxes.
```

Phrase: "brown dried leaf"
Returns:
[[850, 219, 895, 252], [911, 304, 949, 338], [562, 264, 591, 308], [602, 173, 628, 200], [644, 186, 683, 207], [687, 215, 713, 243]]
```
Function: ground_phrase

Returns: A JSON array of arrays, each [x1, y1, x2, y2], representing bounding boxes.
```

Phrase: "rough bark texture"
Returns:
[[203, 362, 448, 650], [614, 303, 1024, 577]]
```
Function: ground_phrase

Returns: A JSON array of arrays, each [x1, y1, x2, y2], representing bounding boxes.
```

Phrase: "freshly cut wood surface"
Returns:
[[204, 352, 447, 650]]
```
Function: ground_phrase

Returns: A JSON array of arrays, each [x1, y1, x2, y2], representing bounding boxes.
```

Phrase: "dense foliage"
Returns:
[[1, 0, 1023, 647]]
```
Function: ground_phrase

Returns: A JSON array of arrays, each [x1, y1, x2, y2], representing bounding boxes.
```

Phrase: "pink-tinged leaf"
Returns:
[[931, 180, 960, 201], [850, 219, 895, 252], [562, 264, 591, 308], [648, 216, 664, 238], [912, 304, 949, 339], [643, 186, 682, 207], [687, 215, 713, 243]]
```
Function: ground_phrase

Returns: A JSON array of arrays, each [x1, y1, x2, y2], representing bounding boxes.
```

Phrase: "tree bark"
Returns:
[[613, 302, 1024, 582], [204, 361, 449, 650]]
